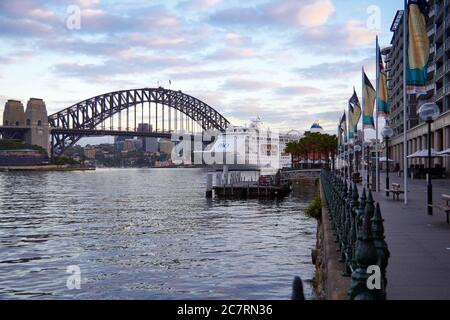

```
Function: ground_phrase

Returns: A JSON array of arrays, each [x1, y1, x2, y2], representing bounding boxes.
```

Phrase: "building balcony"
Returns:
[[436, 65, 444, 79], [445, 38, 450, 51], [436, 4, 443, 19], [435, 1, 445, 18], [425, 83, 435, 93], [436, 46, 444, 59], [429, 7, 436, 17], [428, 64, 436, 73], [436, 87, 444, 100], [427, 24, 435, 37], [436, 24, 444, 38], [445, 85, 450, 95]]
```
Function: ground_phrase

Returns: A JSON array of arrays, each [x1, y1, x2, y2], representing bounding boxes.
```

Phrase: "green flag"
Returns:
[[377, 46, 391, 117], [340, 112, 347, 143], [406, 0, 430, 94], [348, 90, 361, 139], [362, 71, 376, 130]]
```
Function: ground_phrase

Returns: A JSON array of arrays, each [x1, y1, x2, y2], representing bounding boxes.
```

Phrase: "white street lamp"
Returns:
[[418, 102, 440, 215]]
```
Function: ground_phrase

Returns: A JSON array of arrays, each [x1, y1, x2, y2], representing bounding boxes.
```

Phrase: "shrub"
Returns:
[[0, 139, 47, 154], [51, 156, 79, 165], [305, 196, 322, 220]]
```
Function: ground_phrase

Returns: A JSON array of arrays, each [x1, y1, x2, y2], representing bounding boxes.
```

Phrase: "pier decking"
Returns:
[[213, 183, 290, 199]]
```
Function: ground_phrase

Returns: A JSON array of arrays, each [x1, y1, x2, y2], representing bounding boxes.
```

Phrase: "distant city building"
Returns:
[[115, 141, 125, 151], [280, 130, 303, 168], [134, 138, 143, 150], [137, 123, 152, 132], [136, 123, 158, 153], [123, 139, 136, 152], [84, 145, 97, 159], [114, 136, 127, 144], [159, 139, 174, 154], [144, 137, 158, 153]]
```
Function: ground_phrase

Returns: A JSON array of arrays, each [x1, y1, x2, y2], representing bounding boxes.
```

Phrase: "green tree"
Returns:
[[285, 133, 337, 169]]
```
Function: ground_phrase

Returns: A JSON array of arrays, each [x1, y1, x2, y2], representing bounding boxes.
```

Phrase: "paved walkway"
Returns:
[[358, 172, 450, 300]]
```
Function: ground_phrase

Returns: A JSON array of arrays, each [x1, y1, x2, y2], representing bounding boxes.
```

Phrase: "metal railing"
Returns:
[[446, 38, 450, 51], [429, 7, 435, 18], [436, 65, 444, 79], [321, 170, 390, 300], [436, 87, 444, 100], [436, 46, 444, 58], [427, 24, 435, 37], [436, 24, 444, 37]]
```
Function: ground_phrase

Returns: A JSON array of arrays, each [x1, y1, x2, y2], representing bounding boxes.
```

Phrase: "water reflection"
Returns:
[[0, 168, 317, 300]]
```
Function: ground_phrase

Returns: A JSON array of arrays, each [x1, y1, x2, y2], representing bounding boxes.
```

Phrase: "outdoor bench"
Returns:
[[385, 183, 404, 201]]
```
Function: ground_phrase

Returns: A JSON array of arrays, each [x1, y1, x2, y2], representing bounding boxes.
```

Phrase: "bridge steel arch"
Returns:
[[48, 88, 230, 155]]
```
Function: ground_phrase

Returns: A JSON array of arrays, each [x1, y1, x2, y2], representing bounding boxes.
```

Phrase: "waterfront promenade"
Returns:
[[363, 174, 450, 300]]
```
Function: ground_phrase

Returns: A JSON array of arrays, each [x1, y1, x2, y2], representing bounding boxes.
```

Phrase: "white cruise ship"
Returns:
[[203, 119, 301, 171]]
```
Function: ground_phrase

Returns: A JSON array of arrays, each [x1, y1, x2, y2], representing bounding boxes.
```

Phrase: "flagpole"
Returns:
[[403, 0, 408, 205], [376, 36, 380, 192], [361, 66, 364, 181], [345, 111, 348, 182], [348, 86, 356, 183], [338, 124, 342, 176]]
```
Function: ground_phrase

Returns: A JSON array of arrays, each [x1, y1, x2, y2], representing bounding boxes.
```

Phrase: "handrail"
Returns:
[[320, 170, 390, 300]]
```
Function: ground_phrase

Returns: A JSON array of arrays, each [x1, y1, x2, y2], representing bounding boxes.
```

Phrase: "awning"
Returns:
[[407, 149, 442, 158], [438, 148, 450, 156]]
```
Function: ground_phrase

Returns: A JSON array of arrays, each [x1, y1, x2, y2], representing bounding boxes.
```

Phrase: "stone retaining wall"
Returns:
[[314, 180, 350, 300]]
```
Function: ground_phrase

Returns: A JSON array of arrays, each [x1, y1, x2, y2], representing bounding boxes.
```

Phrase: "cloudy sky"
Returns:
[[0, 0, 402, 135]]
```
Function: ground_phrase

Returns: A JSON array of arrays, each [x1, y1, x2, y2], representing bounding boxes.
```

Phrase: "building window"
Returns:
[[4, 121, 8, 125], [26, 119, 31, 126], [15, 121, 19, 126], [37, 120, 42, 126]]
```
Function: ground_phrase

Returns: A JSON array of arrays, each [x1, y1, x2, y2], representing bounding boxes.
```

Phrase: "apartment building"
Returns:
[[386, 0, 450, 174]]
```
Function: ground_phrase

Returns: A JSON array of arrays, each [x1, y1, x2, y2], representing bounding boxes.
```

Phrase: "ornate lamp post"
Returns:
[[381, 126, 394, 197], [364, 141, 372, 189], [418, 102, 440, 216], [354, 145, 362, 176], [344, 150, 349, 180], [348, 146, 354, 181]]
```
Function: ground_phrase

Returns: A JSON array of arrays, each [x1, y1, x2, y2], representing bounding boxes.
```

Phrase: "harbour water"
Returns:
[[0, 168, 317, 300]]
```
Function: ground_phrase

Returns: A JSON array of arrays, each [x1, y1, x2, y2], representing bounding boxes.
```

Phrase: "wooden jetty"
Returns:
[[213, 183, 290, 199], [206, 169, 291, 200]]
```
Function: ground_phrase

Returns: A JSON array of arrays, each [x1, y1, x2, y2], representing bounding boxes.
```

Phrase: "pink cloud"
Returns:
[[297, 0, 335, 27], [267, 0, 335, 27]]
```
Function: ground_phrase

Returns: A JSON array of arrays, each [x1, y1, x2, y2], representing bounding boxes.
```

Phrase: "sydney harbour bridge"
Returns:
[[0, 87, 231, 157]]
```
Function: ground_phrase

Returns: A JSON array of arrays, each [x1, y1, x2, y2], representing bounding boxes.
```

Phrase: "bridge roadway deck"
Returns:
[[354, 172, 450, 300]]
